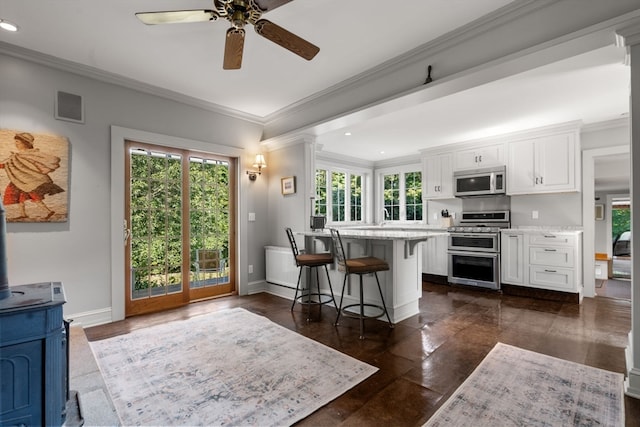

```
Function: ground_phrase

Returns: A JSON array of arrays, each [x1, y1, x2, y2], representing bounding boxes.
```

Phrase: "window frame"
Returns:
[[377, 164, 425, 225], [315, 161, 371, 225]]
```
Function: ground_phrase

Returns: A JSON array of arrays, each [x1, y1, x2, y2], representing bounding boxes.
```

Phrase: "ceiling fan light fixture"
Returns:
[[231, 9, 246, 28]]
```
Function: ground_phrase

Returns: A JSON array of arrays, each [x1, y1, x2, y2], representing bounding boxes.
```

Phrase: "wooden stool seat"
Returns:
[[296, 252, 334, 266], [344, 257, 389, 273]]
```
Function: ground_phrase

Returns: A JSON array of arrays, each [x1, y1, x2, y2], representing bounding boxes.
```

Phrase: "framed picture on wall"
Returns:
[[595, 204, 604, 221], [281, 176, 296, 195]]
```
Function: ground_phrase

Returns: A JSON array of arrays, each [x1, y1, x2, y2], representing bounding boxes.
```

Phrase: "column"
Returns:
[[618, 20, 640, 399]]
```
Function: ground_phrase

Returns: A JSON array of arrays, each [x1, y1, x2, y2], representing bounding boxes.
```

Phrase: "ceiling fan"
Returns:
[[135, 0, 320, 70]]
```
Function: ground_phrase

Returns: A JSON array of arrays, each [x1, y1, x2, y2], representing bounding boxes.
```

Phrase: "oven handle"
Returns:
[[447, 250, 499, 258], [449, 233, 499, 238]]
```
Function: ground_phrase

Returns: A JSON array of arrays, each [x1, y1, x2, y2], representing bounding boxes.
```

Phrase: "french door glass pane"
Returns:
[[130, 149, 183, 299], [189, 157, 230, 288]]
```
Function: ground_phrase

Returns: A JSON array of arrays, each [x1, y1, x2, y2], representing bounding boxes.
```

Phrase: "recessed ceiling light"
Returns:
[[0, 20, 18, 32], [344, 132, 351, 136]]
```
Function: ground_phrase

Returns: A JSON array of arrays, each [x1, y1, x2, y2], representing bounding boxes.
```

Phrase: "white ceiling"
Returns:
[[0, 0, 514, 117], [0, 0, 631, 164]]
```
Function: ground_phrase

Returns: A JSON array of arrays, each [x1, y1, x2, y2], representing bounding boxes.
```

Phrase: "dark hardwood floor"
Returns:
[[85, 281, 640, 426]]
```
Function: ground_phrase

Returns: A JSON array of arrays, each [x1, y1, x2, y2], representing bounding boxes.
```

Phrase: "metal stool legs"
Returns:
[[291, 264, 338, 321], [334, 271, 394, 339]]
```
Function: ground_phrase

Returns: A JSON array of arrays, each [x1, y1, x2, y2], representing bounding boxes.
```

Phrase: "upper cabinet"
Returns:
[[424, 153, 453, 199], [420, 121, 581, 198], [507, 129, 580, 195], [453, 143, 505, 171]]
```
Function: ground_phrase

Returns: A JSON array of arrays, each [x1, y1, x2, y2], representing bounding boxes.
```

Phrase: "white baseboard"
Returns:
[[265, 282, 296, 300], [625, 332, 640, 398], [66, 307, 113, 328], [247, 280, 267, 295]]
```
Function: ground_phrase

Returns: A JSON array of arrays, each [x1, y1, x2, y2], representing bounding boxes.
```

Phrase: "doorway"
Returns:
[[125, 140, 236, 317], [611, 196, 631, 280], [591, 156, 630, 301]]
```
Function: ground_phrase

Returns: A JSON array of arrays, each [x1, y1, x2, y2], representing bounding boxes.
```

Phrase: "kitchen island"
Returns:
[[297, 228, 447, 323]]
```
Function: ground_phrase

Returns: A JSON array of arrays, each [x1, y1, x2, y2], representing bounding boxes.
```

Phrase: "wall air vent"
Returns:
[[55, 91, 84, 123]]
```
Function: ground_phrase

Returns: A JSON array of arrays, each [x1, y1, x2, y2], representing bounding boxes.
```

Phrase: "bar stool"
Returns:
[[285, 227, 337, 320], [329, 228, 394, 339]]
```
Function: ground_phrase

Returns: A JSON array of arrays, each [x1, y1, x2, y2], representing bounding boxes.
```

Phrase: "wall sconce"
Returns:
[[246, 154, 266, 181]]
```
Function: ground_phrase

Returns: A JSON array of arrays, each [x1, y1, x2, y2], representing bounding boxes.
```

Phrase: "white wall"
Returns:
[[266, 142, 311, 249], [0, 53, 264, 322]]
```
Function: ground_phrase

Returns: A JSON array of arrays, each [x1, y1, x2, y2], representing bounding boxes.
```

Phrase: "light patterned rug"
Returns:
[[90, 308, 377, 426], [425, 343, 624, 427]]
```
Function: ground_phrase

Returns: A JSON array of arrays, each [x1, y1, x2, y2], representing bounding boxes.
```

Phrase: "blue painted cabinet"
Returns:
[[0, 282, 67, 427]]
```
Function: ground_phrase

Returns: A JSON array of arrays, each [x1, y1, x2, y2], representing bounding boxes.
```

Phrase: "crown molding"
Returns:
[[582, 116, 630, 133], [259, 132, 315, 152], [616, 17, 640, 46], [315, 150, 374, 170], [0, 41, 264, 125], [263, 0, 552, 125]]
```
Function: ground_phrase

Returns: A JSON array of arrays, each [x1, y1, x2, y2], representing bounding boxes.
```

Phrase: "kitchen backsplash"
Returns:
[[426, 192, 582, 228]]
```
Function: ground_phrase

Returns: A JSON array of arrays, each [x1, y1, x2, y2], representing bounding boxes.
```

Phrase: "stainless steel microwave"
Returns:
[[454, 166, 506, 197]]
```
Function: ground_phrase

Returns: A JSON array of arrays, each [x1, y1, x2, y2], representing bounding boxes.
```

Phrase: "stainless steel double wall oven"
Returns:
[[447, 210, 510, 290]]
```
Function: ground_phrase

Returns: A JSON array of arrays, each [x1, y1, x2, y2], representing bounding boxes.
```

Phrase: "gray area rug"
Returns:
[[90, 308, 377, 426], [425, 342, 624, 426]]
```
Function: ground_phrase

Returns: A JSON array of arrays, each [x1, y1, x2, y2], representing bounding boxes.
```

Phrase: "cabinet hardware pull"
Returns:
[[544, 235, 556, 238], [544, 249, 557, 252], [540, 176, 544, 184], [475, 156, 478, 162], [535, 177, 538, 185], [479, 155, 482, 162], [544, 269, 557, 273]]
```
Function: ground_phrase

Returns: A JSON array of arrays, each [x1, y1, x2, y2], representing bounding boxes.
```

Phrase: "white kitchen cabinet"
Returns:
[[507, 132, 578, 195], [529, 266, 576, 292], [526, 231, 581, 293], [501, 231, 525, 285], [424, 154, 453, 199], [500, 229, 582, 295], [454, 144, 505, 170], [422, 233, 448, 276], [529, 246, 574, 268]]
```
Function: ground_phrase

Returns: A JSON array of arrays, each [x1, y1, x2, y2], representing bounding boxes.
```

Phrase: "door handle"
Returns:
[[123, 219, 131, 246]]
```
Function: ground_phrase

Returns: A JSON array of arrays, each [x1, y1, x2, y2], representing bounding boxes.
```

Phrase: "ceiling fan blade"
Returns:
[[252, 0, 295, 12], [223, 28, 246, 70], [254, 19, 319, 61], [135, 10, 218, 25]]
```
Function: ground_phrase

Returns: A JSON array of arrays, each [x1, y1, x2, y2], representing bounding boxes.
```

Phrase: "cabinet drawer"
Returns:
[[529, 246, 574, 268], [528, 234, 576, 247], [529, 266, 576, 291]]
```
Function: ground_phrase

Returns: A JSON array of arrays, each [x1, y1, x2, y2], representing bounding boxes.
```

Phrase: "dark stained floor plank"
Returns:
[[84, 281, 640, 426]]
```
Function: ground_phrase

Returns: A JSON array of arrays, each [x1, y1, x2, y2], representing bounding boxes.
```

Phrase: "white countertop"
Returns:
[[297, 228, 448, 241], [503, 226, 583, 235]]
